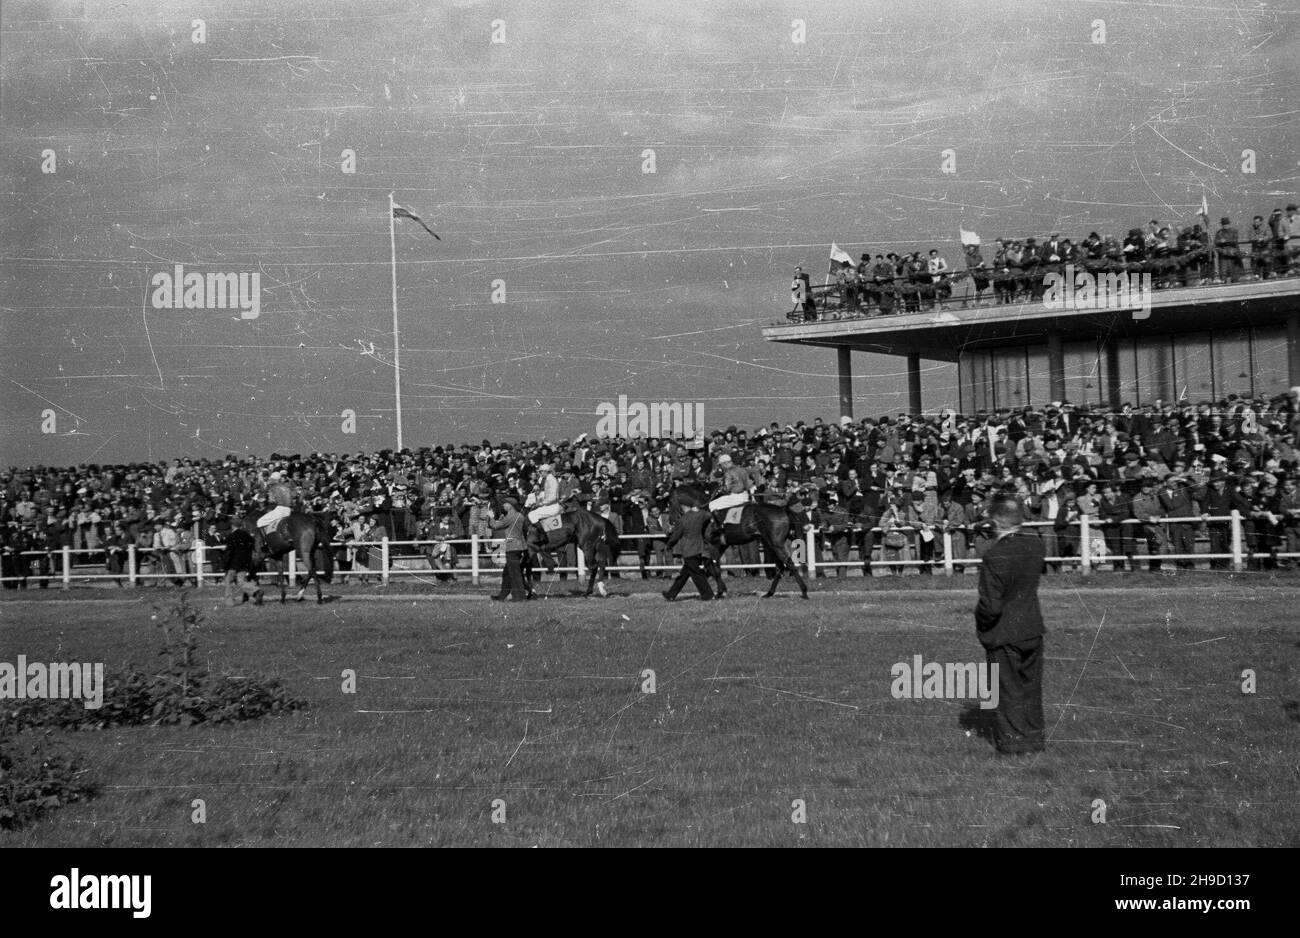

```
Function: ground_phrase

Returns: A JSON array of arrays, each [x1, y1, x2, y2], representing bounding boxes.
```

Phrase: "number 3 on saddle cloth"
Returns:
[[260, 518, 292, 552], [540, 514, 564, 533]]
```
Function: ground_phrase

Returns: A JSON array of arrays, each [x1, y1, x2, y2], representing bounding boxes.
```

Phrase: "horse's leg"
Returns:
[[294, 542, 308, 602], [769, 536, 810, 599], [761, 542, 786, 598]]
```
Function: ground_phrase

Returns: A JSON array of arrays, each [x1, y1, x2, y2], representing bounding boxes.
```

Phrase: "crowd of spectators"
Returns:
[[790, 204, 1300, 321], [2, 390, 1298, 587]]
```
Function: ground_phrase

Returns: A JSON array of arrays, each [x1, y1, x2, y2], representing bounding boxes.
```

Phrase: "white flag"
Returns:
[[959, 228, 981, 246], [1199, 193, 1209, 219], [829, 242, 855, 266]]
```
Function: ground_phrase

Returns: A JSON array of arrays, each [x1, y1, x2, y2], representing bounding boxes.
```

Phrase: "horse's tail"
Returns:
[[314, 524, 334, 583], [603, 518, 621, 566]]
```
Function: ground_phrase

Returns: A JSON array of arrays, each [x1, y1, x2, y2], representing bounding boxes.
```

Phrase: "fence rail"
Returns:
[[2, 512, 1296, 590]]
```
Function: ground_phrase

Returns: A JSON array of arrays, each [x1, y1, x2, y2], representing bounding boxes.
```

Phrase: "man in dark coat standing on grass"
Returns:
[[975, 494, 1047, 755], [663, 504, 716, 601]]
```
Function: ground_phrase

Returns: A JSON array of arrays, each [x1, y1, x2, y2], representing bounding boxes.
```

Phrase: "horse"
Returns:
[[241, 511, 334, 604], [669, 483, 810, 599], [525, 506, 621, 597]]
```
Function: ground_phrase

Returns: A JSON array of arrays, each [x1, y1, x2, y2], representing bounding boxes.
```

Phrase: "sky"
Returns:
[[2, 0, 1298, 465]]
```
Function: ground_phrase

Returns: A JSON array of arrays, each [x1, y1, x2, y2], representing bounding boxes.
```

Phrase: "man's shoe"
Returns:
[[661, 590, 675, 602], [490, 594, 508, 601]]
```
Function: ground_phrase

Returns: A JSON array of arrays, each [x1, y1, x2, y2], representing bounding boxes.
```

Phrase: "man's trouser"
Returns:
[[665, 555, 714, 600], [501, 550, 528, 599], [527, 503, 562, 524], [986, 637, 1045, 753]]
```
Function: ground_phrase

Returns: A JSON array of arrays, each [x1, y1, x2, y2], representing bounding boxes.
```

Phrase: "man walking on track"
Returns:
[[490, 496, 531, 602], [974, 493, 1047, 755], [222, 516, 263, 606], [663, 504, 716, 601]]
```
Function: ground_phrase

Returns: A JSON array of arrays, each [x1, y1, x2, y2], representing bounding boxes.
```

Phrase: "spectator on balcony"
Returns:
[[1285, 204, 1300, 274], [1250, 215, 1272, 279], [790, 266, 815, 321], [1269, 208, 1287, 274], [1215, 217, 1242, 283], [835, 260, 857, 312], [1123, 228, 1147, 263], [871, 254, 896, 314]]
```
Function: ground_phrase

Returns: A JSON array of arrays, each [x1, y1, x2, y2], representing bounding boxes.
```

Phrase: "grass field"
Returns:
[[2, 579, 1297, 847]]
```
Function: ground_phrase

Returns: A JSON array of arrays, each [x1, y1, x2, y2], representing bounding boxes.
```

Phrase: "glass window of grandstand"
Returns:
[[1026, 347, 1051, 405], [1063, 340, 1106, 407], [960, 351, 994, 413], [992, 348, 1030, 411], [1134, 336, 1175, 405], [1250, 326, 1289, 399], [1212, 328, 1253, 401], [1173, 333, 1213, 403]]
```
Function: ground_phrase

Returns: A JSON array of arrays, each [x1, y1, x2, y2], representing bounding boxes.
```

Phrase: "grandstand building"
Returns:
[[764, 278, 1300, 417]]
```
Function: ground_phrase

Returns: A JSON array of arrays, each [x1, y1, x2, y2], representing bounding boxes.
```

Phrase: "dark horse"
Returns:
[[525, 507, 621, 597], [669, 484, 810, 599], [241, 512, 334, 604]]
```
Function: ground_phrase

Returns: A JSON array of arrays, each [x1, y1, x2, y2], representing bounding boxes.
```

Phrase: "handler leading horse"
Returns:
[[241, 511, 334, 604], [670, 483, 810, 599], [525, 506, 620, 597]]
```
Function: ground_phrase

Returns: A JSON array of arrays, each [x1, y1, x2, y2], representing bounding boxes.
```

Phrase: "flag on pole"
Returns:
[[959, 228, 981, 246], [393, 204, 441, 240], [1198, 192, 1209, 220], [829, 242, 855, 267]]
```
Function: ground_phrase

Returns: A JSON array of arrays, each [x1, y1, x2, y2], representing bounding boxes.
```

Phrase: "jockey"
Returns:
[[707, 453, 753, 513], [256, 470, 295, 533], [526, 463, 563, 524]]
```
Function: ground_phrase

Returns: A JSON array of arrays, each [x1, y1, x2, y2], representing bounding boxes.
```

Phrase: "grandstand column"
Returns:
[[1047, 331, 1066, 402], [837, 347, 854, 422], [1288, 310, 1300, 387], [906, 353, 922, 416]]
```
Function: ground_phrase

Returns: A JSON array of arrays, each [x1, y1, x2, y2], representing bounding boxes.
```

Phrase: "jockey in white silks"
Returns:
[[256, 471, 295, 533], [708, 453, 753, 512], [526, 463, 562, 523]]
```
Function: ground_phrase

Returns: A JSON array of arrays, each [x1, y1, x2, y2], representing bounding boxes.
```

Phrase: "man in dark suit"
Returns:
[[974, 494, 1047, 755], [663, 504, 716, 601]]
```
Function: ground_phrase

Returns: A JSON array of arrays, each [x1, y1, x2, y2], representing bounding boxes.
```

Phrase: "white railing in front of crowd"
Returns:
[[2, 512, 1296, 589]]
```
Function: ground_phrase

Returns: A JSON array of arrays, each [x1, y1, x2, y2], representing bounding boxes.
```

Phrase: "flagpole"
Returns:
[[388, 191, 403, 452]]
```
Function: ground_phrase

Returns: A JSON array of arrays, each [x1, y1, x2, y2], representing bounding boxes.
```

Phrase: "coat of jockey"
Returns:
[[256, 471, 296, 533], [526, 463, 563, 524], [707, 453, 754, 513]]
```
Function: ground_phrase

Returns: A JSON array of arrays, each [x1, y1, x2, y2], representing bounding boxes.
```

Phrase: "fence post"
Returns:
[[577, 547, 586, 580], [380, 536, 390, 586], [470, 534, 480, 586], [942, 530, 954, 577], [806, 527, 817, 579], [61, 545, 72, 589], [1079, 515, 1091, 575], [287, 550, 298, 589], [127, 544, 138, 587], [1230, 510, 1244, 572], [194, 539, 205, 588]]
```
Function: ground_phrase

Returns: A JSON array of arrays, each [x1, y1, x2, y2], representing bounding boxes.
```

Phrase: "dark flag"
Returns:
[[392, 204, 441, 240]]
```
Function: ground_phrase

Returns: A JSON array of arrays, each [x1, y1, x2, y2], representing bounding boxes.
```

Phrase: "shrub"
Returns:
[[0, 722, 97, 830]]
